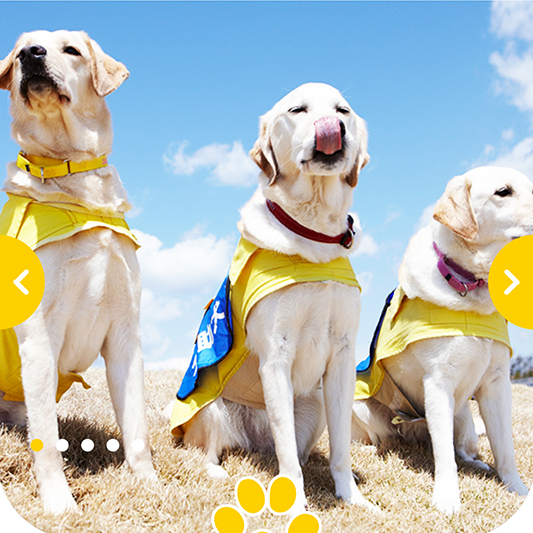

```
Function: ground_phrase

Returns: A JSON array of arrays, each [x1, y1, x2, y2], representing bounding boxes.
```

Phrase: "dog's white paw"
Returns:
[[128, 451, 157, 481], [206, 463, 230, 479], [336, 477, 381, 514], [288, 494, 309, 518], [468, 459, 491, 472], [457, 450, 491, 472], [432, 492, 461, 516], [503, 477, 529, 496], [134, 464, 158, 481], [41, 488, 78, 515], [345, 494, 381, 514]]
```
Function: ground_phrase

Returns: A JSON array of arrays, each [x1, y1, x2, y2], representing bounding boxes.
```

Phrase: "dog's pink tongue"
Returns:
[[315, 116, 342, 155]]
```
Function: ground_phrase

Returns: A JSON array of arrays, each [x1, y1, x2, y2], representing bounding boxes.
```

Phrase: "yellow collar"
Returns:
[[16, 151, 108, 182]]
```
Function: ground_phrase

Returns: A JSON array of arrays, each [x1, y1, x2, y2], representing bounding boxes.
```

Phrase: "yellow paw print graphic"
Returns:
[[212, 476, 322, 533]]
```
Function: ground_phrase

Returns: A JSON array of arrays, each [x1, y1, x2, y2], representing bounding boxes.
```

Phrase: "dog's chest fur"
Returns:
[[383, 335, 510, 415], [24, 228, 140, 374], [246, 281, 360, 396]]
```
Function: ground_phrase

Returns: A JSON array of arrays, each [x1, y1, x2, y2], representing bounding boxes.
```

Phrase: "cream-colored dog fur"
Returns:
[[177, 82, 378, 514], [0, 30, 156, 513], [352, 166, 532, 515]]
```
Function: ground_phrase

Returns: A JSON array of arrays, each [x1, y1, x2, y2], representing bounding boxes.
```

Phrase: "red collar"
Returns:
[[433, 242, 485, 296], [266, 199, 355, 249]]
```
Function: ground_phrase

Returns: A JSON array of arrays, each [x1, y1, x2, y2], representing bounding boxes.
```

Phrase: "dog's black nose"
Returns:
[[17, 45, 47, 63], [340, 120, 346, 138]]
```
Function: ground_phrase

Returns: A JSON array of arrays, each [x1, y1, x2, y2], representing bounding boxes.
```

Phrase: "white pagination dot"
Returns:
[[132, 439, 145, 452], [81, 439, 94, 452], [106, 439, 120, 452], [56, 439, 69, 452]]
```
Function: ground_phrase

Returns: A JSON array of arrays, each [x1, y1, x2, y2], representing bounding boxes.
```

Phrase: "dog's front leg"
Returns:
[[17, 325, 77, 514], [102, 326, 156, 481], [423, 374, 461, 515], [323, 351, 379, 512], [259, 359, 307, 514], [454, 403, 490, 471], [475, 367, 528, 496]]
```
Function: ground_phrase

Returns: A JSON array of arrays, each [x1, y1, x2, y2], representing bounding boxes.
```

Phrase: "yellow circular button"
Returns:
[[0, 235, 45, 329], [489, 235, 533, 329]]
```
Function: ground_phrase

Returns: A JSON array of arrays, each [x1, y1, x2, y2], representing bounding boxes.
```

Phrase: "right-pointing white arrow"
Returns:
[[13, 269, 29, 295], [504, 269, 520, 295]]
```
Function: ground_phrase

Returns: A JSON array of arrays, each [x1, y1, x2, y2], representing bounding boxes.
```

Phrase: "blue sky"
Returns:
[[1, 1, 533, 369]]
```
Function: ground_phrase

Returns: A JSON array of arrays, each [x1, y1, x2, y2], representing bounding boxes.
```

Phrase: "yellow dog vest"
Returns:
[[0, 193, 139, 402], [354, 286, 511, 413], [169, 237, 361, 437]]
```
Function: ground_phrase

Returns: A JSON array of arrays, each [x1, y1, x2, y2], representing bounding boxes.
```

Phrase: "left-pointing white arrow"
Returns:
[[504, 269, 520, 295], [14, 269, 29, 295]]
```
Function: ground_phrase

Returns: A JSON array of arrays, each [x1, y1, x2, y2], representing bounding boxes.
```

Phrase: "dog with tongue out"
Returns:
[[314, 115, 345, 162], [168, 83, 377, 514]]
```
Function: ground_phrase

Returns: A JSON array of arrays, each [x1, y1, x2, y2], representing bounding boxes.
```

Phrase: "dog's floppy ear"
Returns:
[[346, 119, 369, 188], [0, 49, 15, 91], [433, 178, 478, 240], [85, 35, 129, 97], [250, 115, 280, 186]]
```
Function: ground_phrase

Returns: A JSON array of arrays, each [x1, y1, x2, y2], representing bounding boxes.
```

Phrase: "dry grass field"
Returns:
[[0, 368, 531, 533]]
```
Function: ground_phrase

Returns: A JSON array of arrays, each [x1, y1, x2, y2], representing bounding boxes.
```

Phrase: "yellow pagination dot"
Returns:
[[287, 512, 321, 533], [268, 476, 297, 514], [236, 477, 266, 515], [30, 439, 43, 452], [212, 505, 246, 533], [488, 236, 533, 329], [0, 235, 45, 329]]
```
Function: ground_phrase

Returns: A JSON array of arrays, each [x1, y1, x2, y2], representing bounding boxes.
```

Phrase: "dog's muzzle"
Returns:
[[314, 116, 344, 155], [18, 44, 58, 100], [312, 116, 346, 167], [17, 44, 47, 64]]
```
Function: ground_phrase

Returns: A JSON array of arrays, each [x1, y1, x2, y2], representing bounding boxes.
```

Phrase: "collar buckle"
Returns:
[[340, 228, 354, 249], [457, 283, 468, 297], [434, 242, 485, 296]]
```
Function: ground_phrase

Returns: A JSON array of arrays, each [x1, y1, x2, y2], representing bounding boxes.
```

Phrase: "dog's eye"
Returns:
[[63, 46, 81, 56], [494, 187, 513, 197], [289, 106, 307, 114], [336, 106, 351, 115]]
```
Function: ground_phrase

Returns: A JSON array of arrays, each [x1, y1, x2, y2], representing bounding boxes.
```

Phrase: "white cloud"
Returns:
[[133, 226, 235, 293], [484, 144, 495, 156], [490, 2, 533, 118], [485, 2, 533, 179], [352, 234, 379, 257], [415, 202, 436, 231], [132, 227, 236, 361], [383, 210, 401, 226], [490, 43, 533, 115], [502, 128, 515, 141], [164, 140, 259, 187], [141, 288, 182, 323], [488, 136, 533, 177], [141, 319, 172, 361], [491, 1, 533, 41], [125, 202, 143, 219], [357, 271, 374, 296]]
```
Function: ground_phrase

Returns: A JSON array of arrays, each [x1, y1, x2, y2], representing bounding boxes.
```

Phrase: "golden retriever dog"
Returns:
[[352, 167, 531, 514], [169, 82, 377, 514], [0, 30, 156, 513]]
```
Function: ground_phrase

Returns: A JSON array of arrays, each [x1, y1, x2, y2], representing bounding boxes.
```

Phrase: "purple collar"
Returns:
[[432, 242, 485, 297]]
